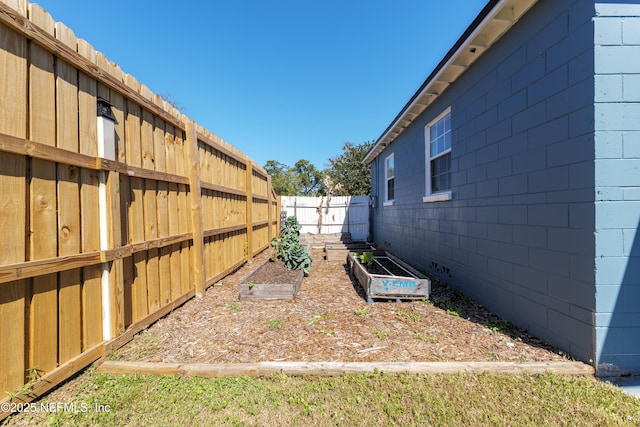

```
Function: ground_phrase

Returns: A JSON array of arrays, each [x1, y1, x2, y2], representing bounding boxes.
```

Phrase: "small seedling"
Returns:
[[247, 281, 255, 290], [266, 318, 285, 329], [483, 319, 510, 333], [413, 333, 438, 342], [354, 308, 368, 317], [373, 329, 388, 339], [318, 328, 334, 336], [397, 310, 422, 323], [229, 303, 242, 313], [310, 314, 333, 324]]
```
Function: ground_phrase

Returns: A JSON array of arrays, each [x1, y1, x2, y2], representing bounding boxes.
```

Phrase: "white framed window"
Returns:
[[424, 108, 452, 203], [384, 153, 394, 205]]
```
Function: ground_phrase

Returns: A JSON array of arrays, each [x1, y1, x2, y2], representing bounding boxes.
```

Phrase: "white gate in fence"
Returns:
[[281, 196, 371, 241]]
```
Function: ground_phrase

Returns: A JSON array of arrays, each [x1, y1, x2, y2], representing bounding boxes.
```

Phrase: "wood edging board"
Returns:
[[97, 360, 595, 377]]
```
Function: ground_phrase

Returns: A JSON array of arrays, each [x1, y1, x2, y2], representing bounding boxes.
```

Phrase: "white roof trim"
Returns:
[[363, 0, 539, 165]]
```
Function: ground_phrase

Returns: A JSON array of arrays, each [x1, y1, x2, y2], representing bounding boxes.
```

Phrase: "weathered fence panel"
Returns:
[[281, 196, 370, 241], [0, 0, 279, 419]]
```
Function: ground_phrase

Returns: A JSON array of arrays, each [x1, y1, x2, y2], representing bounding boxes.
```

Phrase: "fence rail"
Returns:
[[0, 0, 279, 418]]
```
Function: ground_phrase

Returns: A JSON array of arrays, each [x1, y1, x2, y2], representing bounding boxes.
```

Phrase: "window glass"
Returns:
[[426, 110, 452, 196]]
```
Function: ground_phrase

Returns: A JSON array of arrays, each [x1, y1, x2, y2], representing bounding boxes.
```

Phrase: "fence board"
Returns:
[[28, 15, 58, 372], [145, 178, 160, 312], [82, 265, 103, 348], [0, 281, 26, 396], [54, 22, 82, 365]]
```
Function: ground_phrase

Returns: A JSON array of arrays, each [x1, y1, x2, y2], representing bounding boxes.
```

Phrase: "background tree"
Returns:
[[325, 141, 373, 195], [294, 159, 325, 196], [264, 160, 300, 195]]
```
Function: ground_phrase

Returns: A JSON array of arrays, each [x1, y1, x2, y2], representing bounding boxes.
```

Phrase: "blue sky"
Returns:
[[33, 0, 487, 170]]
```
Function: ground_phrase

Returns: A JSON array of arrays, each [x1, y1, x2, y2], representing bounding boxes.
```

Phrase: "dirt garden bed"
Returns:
[[110, 248, 567, 364]]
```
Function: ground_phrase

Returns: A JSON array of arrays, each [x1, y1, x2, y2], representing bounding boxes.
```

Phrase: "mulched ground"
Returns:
[[112, 247, 567, 364]]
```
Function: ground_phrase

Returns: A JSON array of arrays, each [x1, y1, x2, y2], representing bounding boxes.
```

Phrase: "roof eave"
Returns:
[[363, 0, 539, 165]]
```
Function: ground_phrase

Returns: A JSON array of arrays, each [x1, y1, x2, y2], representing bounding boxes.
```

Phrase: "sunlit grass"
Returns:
[[5, 369, 639, 426]]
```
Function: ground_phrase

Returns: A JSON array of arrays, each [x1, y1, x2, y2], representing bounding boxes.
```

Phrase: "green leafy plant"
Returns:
[[6, 366, 43, 402], [284, 243, 312, 275], [354, 251, 375, 266], [271, 216, 312, 275]]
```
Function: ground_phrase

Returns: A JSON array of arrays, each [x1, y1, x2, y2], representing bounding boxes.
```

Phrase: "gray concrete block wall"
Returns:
[[593, 2, 640, 376], [371, 0, 599, 365]]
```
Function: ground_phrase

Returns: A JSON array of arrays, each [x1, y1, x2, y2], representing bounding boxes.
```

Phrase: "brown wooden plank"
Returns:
[[152, 98, 166, 173], [141, 109, 155, 170], [0, 23, 27, 265], [145, 178, 160, 312], [164, 124, 176, 175], [184, 121, 204, 296], [0, 19, 27, 399], [180, 242, 191, 295], [179, 183, 190, 295], [0, 22, 27, 139], [132, 251, 148, 323], [0, 281, 27, 398], [55, 23, 82, 364], [0, 252, 102, 284], [97, 361, 596, 378], [28, 8, 54, 145], [125, 100, 142, 168], [82, 264, 103, 348], [167, 181, 180, 299], [245, 161, 253, 260], [129, 174, 147, 321], [156, 179, 171, 304], [159, 246, 172, 305], [169, 243, 181, 301], [110, 257, 125, 336], [27, 12, 58, 371], [57, 270, 81, 363], [77, 39, 103, 349]]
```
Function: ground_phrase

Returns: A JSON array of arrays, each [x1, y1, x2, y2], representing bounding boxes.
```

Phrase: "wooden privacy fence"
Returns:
[[0, 0, 279, 417]]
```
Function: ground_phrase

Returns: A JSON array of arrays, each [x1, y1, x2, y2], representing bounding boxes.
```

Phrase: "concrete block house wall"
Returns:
[[366, 0, 640, 375], [594, 2, 640, 375]]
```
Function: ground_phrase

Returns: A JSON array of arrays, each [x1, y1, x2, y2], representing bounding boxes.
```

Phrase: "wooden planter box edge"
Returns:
[[238, 263, 304, 300]]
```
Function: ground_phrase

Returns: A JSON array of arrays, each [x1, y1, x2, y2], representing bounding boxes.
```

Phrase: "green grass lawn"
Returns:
[[3, 368, 639, 426]]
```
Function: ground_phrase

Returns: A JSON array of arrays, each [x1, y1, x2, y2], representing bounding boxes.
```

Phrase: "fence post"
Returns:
[[267, 175, 273, 243], [245, 159, 253, 260], [183, 119, 205, 297]]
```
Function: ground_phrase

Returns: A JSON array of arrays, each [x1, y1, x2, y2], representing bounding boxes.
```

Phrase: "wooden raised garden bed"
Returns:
[[347, 251, 430, 303], [324, 242, 376, 262], [238, 260, 304, 300]]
